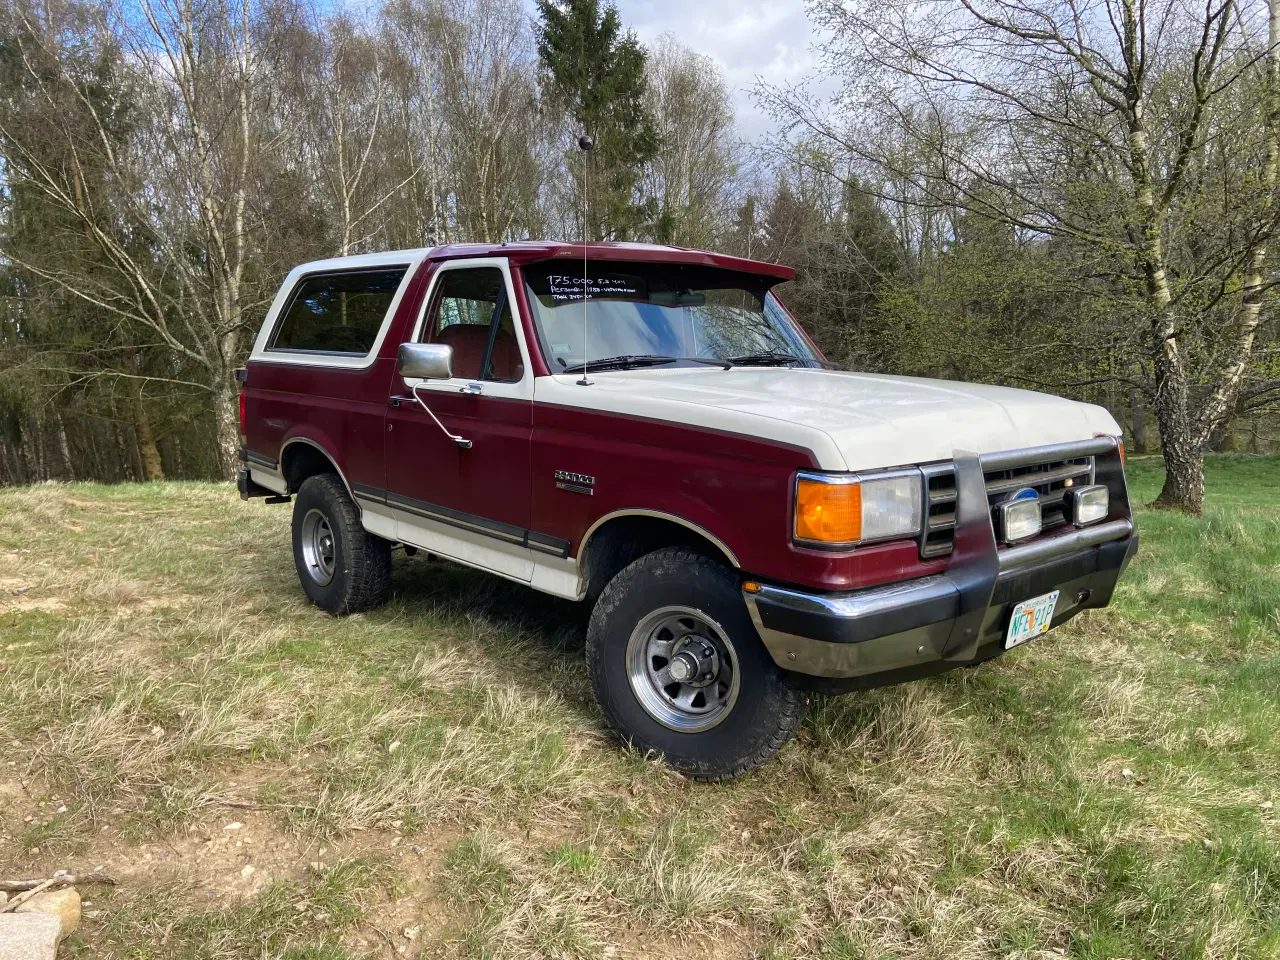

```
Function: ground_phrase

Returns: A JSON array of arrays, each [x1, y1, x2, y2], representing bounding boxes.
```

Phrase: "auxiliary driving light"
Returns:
[[1064, 484, 1109, 526], [997, 488, 1042, 544]]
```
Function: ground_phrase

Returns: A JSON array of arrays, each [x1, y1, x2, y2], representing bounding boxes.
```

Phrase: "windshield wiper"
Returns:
[[724, 353, 838, 369], [725, 352, 808, 367], [559, 355, 732, 374], [559, 355, 678, 374]]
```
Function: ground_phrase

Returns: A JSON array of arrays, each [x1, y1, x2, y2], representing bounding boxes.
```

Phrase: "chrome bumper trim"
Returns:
[[996, 518, 1133, 570], [748, 575, 957, 631], [979, 435, 1117, 472]]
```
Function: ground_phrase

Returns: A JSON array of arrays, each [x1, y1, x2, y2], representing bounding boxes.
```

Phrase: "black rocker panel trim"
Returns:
[[353, 485, 571, 559], [239, 446, 279, 470], [350, 481, 387, 503], [526, 531, 572, 558]]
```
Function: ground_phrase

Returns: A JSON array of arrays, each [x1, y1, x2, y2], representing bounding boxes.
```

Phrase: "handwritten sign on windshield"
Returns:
[[546, 275, 643, 303]]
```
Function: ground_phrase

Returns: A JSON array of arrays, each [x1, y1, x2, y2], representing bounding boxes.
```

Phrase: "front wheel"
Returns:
[[587, 548, 807, 780]]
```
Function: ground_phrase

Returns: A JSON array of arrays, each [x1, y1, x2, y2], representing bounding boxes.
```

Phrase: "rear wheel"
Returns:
[[587, 547, 806, 780], [291, 474, 391, 614]]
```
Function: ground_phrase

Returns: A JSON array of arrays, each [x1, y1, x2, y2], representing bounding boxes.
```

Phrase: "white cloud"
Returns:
[[525, 0, 819, 141], [619, 0, 817, 139]]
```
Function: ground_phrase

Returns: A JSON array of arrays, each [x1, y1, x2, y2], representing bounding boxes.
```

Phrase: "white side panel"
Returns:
[[249, 467, 288, 495], [395, 512, 535, 584], [360, 501, 399, 541], [530, 555, 584, 600]]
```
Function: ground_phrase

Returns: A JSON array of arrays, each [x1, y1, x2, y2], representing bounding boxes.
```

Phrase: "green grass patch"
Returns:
[[1, 457, 1277, 958]]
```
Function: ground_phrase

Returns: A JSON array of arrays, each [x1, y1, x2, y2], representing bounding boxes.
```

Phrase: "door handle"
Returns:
[[460, 382, 483, 395]]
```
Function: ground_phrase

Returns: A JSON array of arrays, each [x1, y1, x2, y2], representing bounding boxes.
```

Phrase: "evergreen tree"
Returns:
[[535, 0, 659, 240]]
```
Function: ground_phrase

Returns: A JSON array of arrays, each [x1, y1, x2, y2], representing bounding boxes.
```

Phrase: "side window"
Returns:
[[422, 267, 524, 382], [270, 267, 408, 355]]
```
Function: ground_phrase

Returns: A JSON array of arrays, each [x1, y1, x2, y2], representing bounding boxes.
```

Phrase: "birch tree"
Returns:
[[759, 0, 1280, 512], [643, 37, 737, 247]]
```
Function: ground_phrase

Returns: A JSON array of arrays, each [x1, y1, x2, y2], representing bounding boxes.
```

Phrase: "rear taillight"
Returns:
[[238, 390, 247, 436]]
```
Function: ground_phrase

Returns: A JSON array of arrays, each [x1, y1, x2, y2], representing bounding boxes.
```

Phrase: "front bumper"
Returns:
[[744, 439, 1138, 683]]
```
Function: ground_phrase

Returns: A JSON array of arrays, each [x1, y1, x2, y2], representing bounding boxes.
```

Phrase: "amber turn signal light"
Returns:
[[794, 478, 862, 544], [1096, 433, 1125, 465]]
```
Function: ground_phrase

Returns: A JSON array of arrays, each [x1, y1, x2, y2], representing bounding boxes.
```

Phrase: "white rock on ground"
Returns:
[[0, 913, 63, 960], [16, 888, 82, 941]]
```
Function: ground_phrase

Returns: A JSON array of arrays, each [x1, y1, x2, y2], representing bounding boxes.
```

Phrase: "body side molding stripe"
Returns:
[[385, 490, 526, 544], [355, 485, 571, 559]]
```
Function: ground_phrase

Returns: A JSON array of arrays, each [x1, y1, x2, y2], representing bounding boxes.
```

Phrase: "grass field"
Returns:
[[0, 455, 1276, 959]]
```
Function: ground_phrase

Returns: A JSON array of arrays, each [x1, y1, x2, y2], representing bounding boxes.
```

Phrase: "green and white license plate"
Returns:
[[1005, 590, 1060, 649]]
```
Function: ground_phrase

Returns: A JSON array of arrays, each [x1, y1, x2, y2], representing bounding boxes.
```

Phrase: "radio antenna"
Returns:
[[577, 134, 595, 386]]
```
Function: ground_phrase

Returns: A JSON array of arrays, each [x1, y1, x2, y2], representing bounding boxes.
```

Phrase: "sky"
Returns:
[[549, 0, 822, 142]]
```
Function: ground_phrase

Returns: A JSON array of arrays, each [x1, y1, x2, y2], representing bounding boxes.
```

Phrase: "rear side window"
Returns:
[[270, 267, 408, 355]]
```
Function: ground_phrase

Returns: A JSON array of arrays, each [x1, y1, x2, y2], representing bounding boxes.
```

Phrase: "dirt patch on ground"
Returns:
[[0, 576, 66, 614], [0, 768, 461, 958]]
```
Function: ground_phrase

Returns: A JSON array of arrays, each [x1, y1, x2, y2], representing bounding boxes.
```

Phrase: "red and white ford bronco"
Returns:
[[238, 241, 1137, 779]]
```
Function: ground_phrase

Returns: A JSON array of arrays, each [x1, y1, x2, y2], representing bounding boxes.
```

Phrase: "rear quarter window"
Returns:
[[269, 267, 409, 355]]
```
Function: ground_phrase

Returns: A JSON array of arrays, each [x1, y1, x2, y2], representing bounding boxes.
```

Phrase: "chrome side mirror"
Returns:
[[397, 342, 454, 380]]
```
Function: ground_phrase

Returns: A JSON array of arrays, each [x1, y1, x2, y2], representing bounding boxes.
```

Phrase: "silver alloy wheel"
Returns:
[[300, 508, 336, 586], [625, 605, 740, 732]]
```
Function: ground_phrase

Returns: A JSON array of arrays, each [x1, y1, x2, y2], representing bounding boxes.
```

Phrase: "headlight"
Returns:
[[794, 471, 922, 547], [1064, 484, 1109, 526], [997, 489, 1042, 543]]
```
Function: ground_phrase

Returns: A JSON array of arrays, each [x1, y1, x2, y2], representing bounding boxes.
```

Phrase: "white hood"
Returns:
[[536, 367, 1121, 471]]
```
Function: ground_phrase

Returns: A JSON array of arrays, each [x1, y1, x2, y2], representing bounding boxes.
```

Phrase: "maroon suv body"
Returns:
[[239, 242, 1137, 778]]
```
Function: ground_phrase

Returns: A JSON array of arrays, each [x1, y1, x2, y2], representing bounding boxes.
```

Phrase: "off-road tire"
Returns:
[[587, 547, 807, 780], [291, 474, 391, 614]]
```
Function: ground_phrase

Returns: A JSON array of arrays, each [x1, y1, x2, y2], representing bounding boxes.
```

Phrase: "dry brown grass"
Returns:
[[1, 472, 1277, 959]]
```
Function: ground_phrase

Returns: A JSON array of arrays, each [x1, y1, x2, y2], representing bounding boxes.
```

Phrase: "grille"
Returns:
[[918, 454, 1095, 558], [920, 463, 958, 558]]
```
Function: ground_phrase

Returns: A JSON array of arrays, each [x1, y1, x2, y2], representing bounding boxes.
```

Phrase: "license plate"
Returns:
[[1005, 590, 1060, 649]]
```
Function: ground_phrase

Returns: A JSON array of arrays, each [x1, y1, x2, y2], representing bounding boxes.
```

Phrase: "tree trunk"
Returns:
[[1134, 204, 1202, 512], [1123, 84, 1207, 514], [56, 414, 75, 480], [213, 384, 241, 481], [114, 421, 136, 481], [133, 396, 165, 481], [1151, 332, 1205, 513]]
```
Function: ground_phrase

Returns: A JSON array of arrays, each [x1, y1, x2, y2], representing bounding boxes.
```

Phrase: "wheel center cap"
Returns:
[[669, 637, 718, 686], [668, 652, 698, 682]]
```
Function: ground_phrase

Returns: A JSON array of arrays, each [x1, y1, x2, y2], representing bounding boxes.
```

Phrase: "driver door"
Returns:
[[384, 259, 535, 583]]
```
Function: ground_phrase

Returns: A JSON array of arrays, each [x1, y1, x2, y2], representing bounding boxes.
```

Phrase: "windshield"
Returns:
[[521, 261, 822, 371]]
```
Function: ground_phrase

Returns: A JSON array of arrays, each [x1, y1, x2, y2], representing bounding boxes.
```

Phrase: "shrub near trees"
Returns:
[[1, 0, 1276, 510]]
